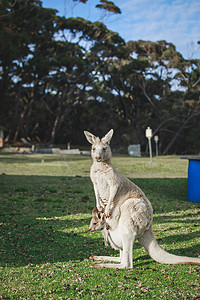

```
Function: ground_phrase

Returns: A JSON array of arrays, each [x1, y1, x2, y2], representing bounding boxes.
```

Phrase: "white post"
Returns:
[[145, 127, 153, 163], [148, 138, 152, 162], [154, 135, 159, 156]]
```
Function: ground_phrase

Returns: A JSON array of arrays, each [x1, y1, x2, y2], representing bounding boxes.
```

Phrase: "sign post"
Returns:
[[154, 135, 159, 156], [145, 127, 153, 163]]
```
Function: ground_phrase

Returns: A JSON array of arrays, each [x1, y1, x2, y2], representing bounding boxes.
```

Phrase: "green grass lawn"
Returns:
[[0, 153, 199, 299]]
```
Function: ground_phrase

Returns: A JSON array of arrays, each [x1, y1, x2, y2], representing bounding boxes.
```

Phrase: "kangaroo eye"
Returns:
[[103, 147, 106, 151], [93, 222, 97, 225], [92, 148, 96, 151]]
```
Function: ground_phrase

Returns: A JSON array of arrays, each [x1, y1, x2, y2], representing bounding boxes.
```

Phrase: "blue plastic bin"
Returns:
[[186, 158, 200, 203]]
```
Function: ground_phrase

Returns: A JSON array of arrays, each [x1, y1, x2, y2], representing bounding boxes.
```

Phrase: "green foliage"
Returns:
[[96, 0, 121, 14], [0, 0, 200, 154]]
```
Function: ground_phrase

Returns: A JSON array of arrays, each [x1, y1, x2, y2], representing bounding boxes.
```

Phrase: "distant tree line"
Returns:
[[0, 0, 200, 154]]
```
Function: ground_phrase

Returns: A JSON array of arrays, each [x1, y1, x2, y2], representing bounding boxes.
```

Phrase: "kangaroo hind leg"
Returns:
[[89, 255, 121, 263], [91, 232, 136, 269]]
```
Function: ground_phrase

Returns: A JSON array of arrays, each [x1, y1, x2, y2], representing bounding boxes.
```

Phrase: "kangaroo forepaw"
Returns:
[[98, 206, 105, 213], [105, 207, 111, 218]]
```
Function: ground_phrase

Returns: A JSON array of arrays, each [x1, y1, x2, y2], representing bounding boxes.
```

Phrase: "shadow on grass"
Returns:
[[0, 174, 199, 268], [0, 216, 114, 268], [0, 153, 90, 164]]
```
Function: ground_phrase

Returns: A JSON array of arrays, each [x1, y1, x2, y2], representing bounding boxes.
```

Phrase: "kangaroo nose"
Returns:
[[96, 156, 101, 162]]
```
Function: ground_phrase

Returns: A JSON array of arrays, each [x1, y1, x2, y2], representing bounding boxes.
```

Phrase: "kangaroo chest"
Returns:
[[92, 170, 111, 202], [91, 161, 118, 201]]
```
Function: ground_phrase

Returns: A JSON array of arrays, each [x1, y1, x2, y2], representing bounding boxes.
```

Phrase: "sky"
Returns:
[[42, 0, 200, 59]]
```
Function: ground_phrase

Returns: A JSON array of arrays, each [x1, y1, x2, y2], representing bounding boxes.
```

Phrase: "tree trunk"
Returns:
[[50, 103, 73, 144], [163, 113, 199, 155]]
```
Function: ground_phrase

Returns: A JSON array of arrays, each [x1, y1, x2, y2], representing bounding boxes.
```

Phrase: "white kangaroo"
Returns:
[[89, 206, 200, 268], [84, 129, 200, 268]]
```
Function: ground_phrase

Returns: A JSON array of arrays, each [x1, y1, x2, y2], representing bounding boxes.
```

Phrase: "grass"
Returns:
[[0, 153, 200, 299]]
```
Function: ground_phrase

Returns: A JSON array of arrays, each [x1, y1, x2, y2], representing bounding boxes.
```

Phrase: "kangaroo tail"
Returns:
[[138, 227, 200, 265]]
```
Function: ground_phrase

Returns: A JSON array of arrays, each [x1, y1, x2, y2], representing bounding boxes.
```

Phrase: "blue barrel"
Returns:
[[187, 159, 200, 203]]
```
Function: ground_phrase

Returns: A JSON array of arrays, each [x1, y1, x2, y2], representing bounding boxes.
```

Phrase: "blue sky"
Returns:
[[42, 0, 200, 59]]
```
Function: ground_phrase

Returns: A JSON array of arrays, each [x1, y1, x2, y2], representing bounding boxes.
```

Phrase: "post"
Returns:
[[154, 135, 159, 156], [145, 126, 153, 163], [148, 138, 152, 163]]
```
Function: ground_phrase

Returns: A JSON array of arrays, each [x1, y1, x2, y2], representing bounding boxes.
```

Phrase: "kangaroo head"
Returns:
[[84, 129, 114, 163], [89, 207, 105, 232]]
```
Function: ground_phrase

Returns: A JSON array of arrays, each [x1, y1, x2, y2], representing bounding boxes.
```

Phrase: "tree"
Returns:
[[0, 0, 57, 141], [0, 0, 199, 154]]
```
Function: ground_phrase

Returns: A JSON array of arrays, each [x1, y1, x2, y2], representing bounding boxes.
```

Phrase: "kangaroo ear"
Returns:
[[92, 207, 98, 216], [84, 131, 97, 144], [101, 129, 114, 144]]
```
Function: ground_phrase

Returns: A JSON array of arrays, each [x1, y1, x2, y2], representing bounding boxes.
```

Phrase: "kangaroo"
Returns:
[[89, 206, 200, 268], [84, 129, 200, 268], [84, 129, 151, 219], [89, 207, 110, 250]]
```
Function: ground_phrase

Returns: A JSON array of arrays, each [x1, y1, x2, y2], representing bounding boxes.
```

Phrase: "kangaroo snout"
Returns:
[[94, 150, 102, 162], [95, 156, 101, 162]]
